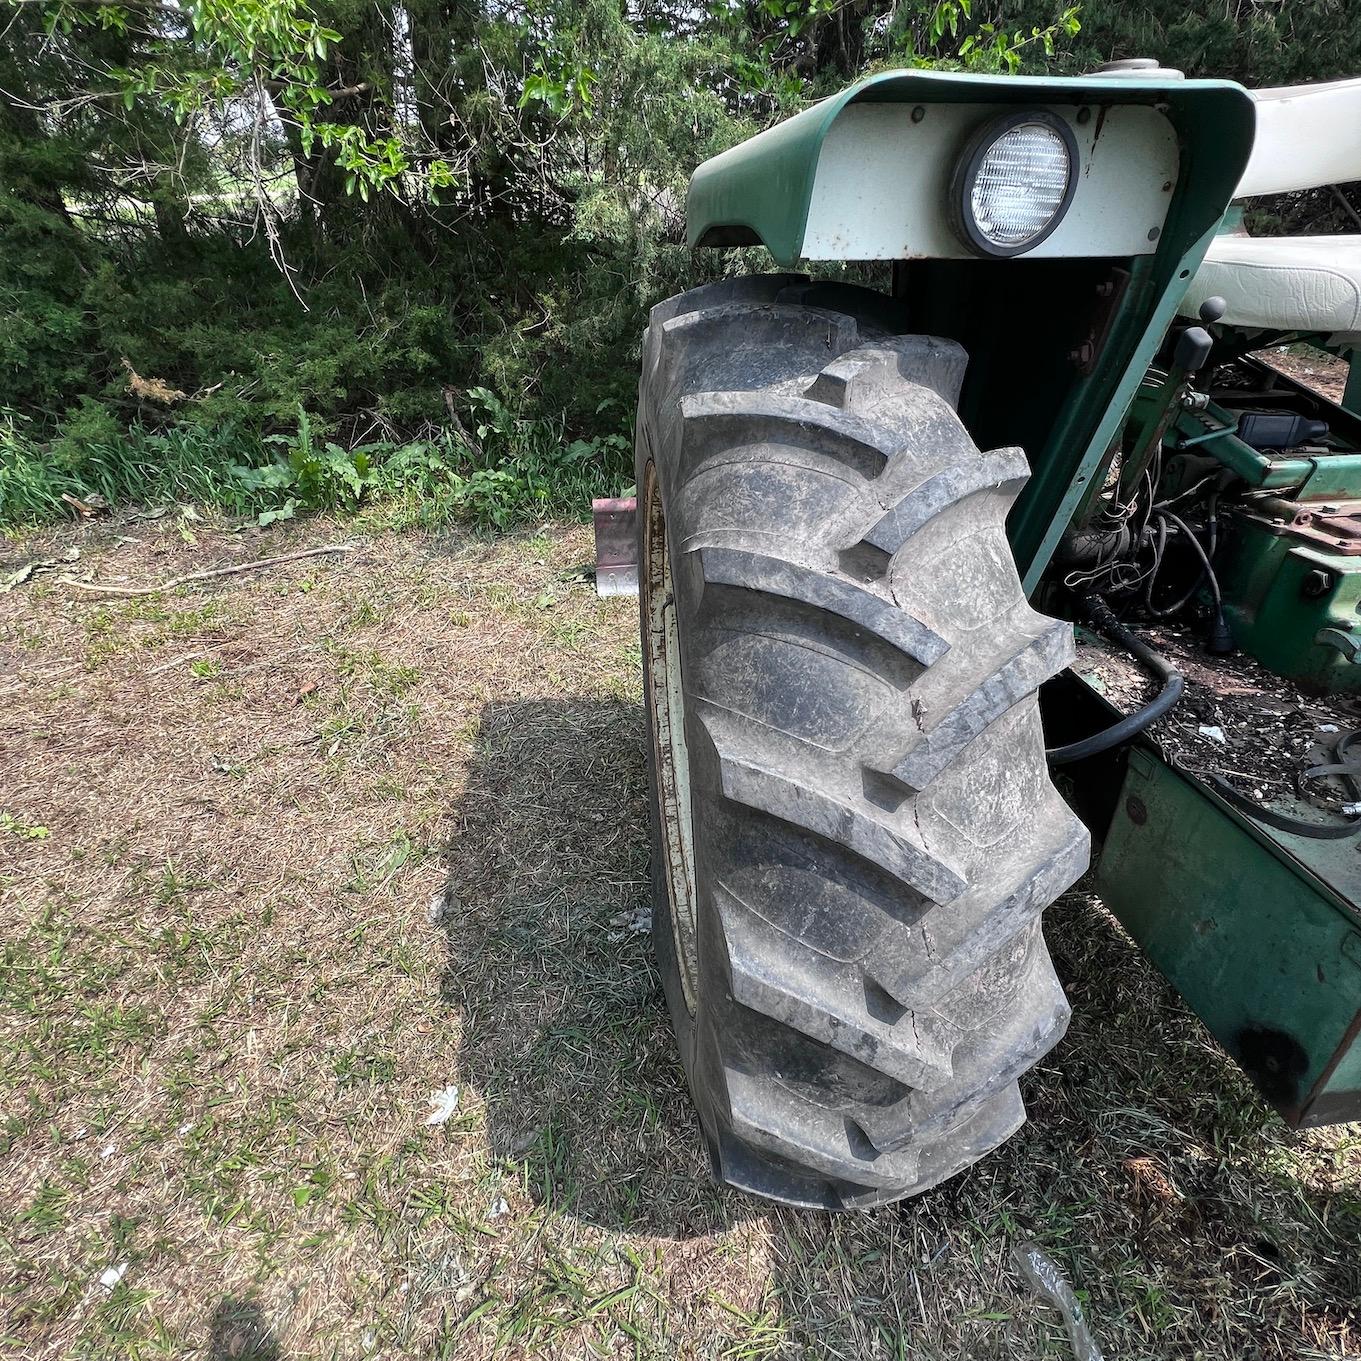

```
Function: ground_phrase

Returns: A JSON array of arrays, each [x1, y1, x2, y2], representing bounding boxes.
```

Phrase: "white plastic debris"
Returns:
[[177, 1122, 193, 1136], [1012, 1242, 1103, 1361], [1344, 803, 1361, 816], [427, 891, 450, 925], [98, 1263, 129, 1292], [1320, 724, 1340, 734], [424, 1085, 461, 1125], [486, 1196, 509, 1221], [99, 1143, 116, 1159], [607, 905, 652, 942], [1198, 725, 1227, 744]]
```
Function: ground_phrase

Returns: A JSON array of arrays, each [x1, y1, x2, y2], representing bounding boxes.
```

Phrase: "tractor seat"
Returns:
[[1180, 234, 1361, 343]]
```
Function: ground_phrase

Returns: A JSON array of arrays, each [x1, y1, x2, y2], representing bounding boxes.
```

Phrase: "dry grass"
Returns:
[[1, 516, 1358, 1360]]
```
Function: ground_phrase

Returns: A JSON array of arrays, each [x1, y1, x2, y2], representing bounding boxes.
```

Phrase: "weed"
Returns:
[[345, 831, 420, 895], [1, 393, 631, 536], [1, 811, 50, 839]]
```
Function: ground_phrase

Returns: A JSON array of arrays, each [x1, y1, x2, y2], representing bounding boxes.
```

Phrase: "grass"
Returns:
[[0, 515, 1358, 1359], [0, 398, 631, 535]]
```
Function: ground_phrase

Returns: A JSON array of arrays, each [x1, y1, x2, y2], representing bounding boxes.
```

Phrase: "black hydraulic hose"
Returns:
[[1047, 591, 1185, 765]]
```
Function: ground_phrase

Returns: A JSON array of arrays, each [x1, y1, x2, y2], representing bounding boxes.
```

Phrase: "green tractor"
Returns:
[[604, 62, 1361, 1208]]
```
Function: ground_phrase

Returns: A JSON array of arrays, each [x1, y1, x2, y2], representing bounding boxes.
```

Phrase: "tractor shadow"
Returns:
[[436, 697, 1361, 1351], [436, 695, 736, 1237]]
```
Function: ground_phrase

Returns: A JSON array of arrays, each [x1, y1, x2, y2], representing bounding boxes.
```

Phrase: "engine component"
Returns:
[[1236, 410, 1330, 450], [1216, 497, 1361, 693]]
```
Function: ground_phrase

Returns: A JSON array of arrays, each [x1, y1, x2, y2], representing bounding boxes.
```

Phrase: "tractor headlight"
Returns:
[[952, 112, 1078, 257]]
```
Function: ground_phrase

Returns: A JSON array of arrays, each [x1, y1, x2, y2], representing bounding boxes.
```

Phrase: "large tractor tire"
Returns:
[[636, 275, 1090, 1210]]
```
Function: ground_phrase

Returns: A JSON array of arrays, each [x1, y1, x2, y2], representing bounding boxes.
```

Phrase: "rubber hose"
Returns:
[[1047, 592, 1185, 765]]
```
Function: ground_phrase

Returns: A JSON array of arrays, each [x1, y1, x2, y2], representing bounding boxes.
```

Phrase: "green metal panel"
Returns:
[[685, 70, 1257, 590], [1215, 526, 1361, 692], [686, 95, 845, 264], [1345, 349, 1361, 419], [1299, 456, 1361, 501], [687, 70, 1251, 267], [1097, 747, 1361, 1126]]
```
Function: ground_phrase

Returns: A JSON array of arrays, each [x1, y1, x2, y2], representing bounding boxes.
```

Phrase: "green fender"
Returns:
[[688, 68, 1254, 266]]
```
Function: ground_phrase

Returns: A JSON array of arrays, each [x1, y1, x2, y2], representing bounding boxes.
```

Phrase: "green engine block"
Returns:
[[1217, 499, 1361, 694], [1165, 376, 1361, 693]]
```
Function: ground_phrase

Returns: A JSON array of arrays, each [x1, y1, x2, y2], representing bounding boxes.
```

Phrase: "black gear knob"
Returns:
[[1174, 326, 1213, 374], [1199, 296, 1227, 325]]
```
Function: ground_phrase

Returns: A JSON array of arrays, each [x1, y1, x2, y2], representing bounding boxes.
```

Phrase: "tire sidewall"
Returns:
[[637, 443, 698, 1074]]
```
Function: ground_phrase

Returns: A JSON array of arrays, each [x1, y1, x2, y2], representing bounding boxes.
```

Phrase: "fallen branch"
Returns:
[[59, 544, 357, 597]]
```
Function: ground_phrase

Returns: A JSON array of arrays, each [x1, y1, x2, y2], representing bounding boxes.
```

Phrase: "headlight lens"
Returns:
[[953, 112, 1078, 256]]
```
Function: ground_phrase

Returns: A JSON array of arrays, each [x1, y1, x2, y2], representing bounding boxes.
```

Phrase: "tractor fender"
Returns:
[[687, 68, 1255, 269]]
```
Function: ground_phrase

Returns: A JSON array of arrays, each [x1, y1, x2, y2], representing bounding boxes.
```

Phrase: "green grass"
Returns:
[[80, 597, 245, 670], [0, 393, 632, 534]]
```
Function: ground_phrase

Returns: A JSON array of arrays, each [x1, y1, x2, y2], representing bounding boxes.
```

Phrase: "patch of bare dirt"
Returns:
[[1257, 346, 1349, 405]]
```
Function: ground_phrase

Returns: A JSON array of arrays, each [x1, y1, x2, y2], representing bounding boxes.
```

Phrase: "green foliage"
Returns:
[[3, 0, 1093, 464], [1010, 0, 1361, 84], [7, 0, 1358, 540], [520, 60, 598, 117], [92, 0, 453, 201], [228, 391, 631, 529], [1, 390, 632, 533], [858, 0, 1083, 73], [0, 412, 85, 526], [0, 193, 95, 416], [956, 4, 1083, 74], [255, 408, 377, 511], [2, 419, 273, 527]]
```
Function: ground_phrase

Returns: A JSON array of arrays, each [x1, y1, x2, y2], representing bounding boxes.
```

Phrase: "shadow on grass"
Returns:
[[207, 1297, 281, 1361], [438, 697, 1361, 1355], [437, 696, 742, 1239]]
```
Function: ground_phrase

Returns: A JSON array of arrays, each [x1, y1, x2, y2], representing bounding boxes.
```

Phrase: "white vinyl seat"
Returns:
[[1180, 234, 1361, 343], [1178, 78, 1361, 345]]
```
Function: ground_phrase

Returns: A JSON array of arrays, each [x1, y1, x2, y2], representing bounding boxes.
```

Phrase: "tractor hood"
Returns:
[[687, 68, 1255, 269]]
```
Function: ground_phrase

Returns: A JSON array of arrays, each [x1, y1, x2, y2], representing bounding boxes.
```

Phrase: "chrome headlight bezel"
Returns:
[[950, 110, 1080, 258]]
